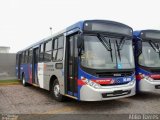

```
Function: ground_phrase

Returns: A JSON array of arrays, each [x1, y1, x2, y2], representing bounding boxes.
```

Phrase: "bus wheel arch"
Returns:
[[49, 75, 58, 91], [49, 75, 65, 102], [21, 72, 24, 80]]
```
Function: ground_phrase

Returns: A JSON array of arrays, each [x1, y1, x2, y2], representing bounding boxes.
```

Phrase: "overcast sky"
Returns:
[[0, 0, 160, 53]]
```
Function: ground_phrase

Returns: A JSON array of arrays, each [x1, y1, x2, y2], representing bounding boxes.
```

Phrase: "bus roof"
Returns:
[[134, 30, 160, 41], [17, 20, 132, 53]]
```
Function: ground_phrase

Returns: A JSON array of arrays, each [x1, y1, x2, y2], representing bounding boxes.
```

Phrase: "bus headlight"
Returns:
[[129, 79, 135, 85], [144, 76, 153, 82], [140, 74, 153, 82], [85, 79, 101, 89]]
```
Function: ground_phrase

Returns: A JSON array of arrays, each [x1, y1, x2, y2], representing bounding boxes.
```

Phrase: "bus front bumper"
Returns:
[[139, 79, 160, 92], [79, 81, 135, 101]]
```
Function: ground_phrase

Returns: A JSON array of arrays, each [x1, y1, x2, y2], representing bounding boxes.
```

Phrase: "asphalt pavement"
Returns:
[[0, 84, 160, 119]]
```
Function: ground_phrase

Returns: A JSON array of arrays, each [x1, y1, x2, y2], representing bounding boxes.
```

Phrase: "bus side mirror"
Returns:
[[77, 34, 84, 48]]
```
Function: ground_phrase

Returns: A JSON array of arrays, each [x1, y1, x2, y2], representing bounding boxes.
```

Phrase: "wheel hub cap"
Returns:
[[54, 84, 60, 97]]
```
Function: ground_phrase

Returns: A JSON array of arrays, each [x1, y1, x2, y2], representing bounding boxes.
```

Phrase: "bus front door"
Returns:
[[66, 34, 78, 96]]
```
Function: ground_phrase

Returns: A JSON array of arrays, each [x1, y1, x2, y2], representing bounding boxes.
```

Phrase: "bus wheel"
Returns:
[[22, 75, 27, 87], [51, 79, 65, 102]]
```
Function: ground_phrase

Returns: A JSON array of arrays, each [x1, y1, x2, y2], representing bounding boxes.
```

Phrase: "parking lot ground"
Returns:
[[0, 84, 160, 114]]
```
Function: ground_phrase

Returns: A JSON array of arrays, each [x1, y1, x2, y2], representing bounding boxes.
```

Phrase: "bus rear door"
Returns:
[[32, 47, 39, 85]]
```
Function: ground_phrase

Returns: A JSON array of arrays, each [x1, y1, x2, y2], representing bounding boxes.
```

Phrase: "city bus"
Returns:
[[133, 30, 160, 92], [16, 20, 136, 101]]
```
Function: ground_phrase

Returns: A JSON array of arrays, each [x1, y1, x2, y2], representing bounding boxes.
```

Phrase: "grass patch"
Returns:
[[0, 80, 21, 85]]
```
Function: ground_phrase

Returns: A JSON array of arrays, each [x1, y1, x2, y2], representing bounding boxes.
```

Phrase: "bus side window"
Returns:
[[21, 52, 24, 64], [35, 47, 39, 64], [23, 51, 26, 64], [26, 50, 29, 63], [22, 52, 26, 64], [39, 44, 44, 62], [44, 40, 52, 62], [28, 49, 32, 64], [56, 36, 64, 61], [25, 50, 29, 63], [52, 39, 58, 61]]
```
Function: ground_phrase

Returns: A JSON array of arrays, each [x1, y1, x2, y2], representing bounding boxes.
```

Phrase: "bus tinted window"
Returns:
[[23, 51, 26, 63], [45, 40, 52, 51], [28, 49, 32, 63], [40, 44, 44, 52], [25, 50, 29, 63], [54, 39, 58, 49], [52, 35, 64, 61], [53, 50, 57, 60], [39, 44, 44, 62], [34, 48, 39, 63], [57, 49, 63, 60], [44, 51, 52, 61], [58, 36, 64, 48], [44, 40, 52, 62], [21, 52, 24, 64]]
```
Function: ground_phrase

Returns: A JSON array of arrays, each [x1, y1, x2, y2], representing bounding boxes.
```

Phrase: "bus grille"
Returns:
[[96, 71, 133, 78], [102, 90, 131, 98]]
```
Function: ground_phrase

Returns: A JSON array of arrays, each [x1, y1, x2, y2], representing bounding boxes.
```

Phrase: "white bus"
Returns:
[[134, 30, 160, 92], [16, 20, 136, 101]]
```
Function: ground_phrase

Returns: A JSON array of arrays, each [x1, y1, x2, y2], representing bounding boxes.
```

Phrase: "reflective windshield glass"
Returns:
[[139, 41, 160, 67], [115, 39, 135, 69], [81, 35, 135, 69]]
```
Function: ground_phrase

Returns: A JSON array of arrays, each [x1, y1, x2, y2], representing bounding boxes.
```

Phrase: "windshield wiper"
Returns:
[[149, 41, 160, 52], [97, 33, 113, 62], [148, 40, 160, 58], [116, 37, 126, 61]]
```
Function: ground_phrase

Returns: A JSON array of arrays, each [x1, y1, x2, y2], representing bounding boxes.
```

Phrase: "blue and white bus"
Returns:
[[16, 20, 135, 101], [134, 30, 160, 92]]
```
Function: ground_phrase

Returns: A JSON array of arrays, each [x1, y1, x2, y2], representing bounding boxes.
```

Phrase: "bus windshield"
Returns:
[[81, 35, 135, 69], [139, 41, 160, 67]]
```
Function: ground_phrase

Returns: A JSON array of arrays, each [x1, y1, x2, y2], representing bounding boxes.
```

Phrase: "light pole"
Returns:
[[50, 27, 53, 36]]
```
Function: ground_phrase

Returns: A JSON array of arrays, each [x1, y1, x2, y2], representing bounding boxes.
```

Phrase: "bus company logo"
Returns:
[[115, 79, 121, 83], [123, 78, 131, 82]]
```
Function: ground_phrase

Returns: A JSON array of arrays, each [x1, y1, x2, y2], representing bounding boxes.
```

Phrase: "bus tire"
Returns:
[[51, 79, 65, 102], [22, 74, 27, 87]]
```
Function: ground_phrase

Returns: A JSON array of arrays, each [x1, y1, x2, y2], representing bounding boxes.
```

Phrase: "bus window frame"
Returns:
[[44, 39, 53, 62], [52, 35, 64, 62]]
